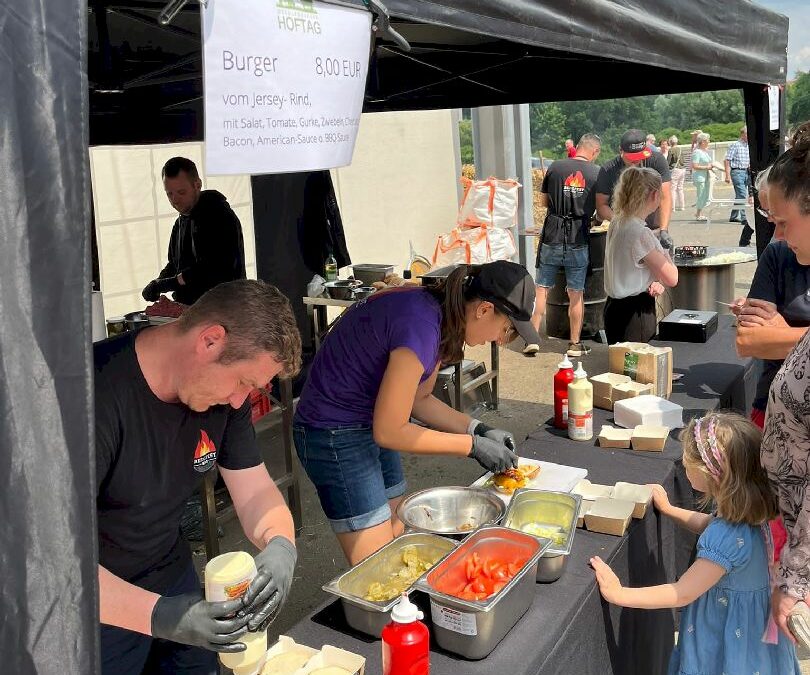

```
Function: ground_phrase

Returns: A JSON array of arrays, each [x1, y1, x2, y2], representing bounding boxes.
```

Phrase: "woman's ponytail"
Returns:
[[427, 265, 479, 364]]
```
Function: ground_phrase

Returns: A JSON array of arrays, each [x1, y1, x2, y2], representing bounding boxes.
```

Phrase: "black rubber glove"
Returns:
[[142, 276, 180, 302], [150, 592, 249, 653], [471, 421, 516, 451], [241, 536, 297, 631], [656, 229, 674, 252], [469, 435, 518, 474]]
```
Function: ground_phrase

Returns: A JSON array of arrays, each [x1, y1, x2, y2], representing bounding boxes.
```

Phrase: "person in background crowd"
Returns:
[[725, 125, 754, 246], [527, 133, 602, 358], [758, 121, 810, 648], [683, 129, 702, 180], [659, 138, 669, 158], [592, 412, 800, 675], [142, 157, 246, 306], [596, 129, 674, 252], [646, 133, 660, 153], [565, 138, 577, 158], [293, 262, 541, 565], [96, 281, 302, 674], [603, 167, 678, 343], [691, 133, 713, 222], [668, 135, 686, 211]]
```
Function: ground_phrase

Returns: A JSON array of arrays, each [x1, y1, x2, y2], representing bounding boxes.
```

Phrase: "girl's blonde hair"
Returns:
[[681, 411, 777, 525], [612, 166, 662, 219]]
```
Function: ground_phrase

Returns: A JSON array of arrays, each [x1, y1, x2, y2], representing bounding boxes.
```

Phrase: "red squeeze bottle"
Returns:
[[382, 594, 430, 675], [553, 355, 575, 429]]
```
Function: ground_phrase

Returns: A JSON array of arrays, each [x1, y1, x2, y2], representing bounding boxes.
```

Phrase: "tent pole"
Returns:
[[743, 83, 783, 257]]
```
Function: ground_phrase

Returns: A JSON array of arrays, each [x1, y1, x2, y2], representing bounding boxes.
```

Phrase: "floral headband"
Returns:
[[693, 416, 724, 480]]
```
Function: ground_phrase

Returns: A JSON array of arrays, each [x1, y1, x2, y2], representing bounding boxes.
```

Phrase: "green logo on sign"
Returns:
[[277, 0, 321, 33], [277, 0, 317, 12]]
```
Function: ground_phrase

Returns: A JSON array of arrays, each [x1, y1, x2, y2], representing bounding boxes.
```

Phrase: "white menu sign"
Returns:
[[768, 85, 780, 131], [202, 0, 371, 175]]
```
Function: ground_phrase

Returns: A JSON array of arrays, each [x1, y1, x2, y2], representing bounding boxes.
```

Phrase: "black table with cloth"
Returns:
[[285, 315, 751, 674]]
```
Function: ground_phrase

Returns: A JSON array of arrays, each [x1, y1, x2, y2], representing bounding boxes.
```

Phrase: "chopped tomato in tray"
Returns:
[[434, 551, 529, 601]]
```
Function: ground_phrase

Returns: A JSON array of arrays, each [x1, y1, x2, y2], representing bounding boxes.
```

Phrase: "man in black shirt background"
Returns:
[[96, 280, 302, 674], [142, 157, 246, 305], [527, 133, 601, 357], [595, 129, 674, 251]]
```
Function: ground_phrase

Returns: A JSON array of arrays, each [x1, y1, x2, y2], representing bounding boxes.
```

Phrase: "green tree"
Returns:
[[458, 118, 474, 165], [529, 102, 567, 154], [787, 72, 810, 128]]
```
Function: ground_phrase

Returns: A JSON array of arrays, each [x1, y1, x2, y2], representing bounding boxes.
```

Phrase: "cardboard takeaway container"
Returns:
[[260, 636, 320, 674], [608, 342, 673, 398], [590, 373, 631, 411], [299, 646, 366, 675], [598, 425, 633, 449], [611, 482, 653, 519], [584, 497, 635, 536], [631, 425, 670, 452]]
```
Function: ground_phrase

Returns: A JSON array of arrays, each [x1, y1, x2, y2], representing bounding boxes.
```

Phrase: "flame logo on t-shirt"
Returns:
[[193, 430, 217, 472], [564, 171, 586, 189]]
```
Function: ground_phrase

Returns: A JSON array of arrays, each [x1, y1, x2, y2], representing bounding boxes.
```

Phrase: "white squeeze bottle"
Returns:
[[567, 361, 593, 441], [204, 551, 267, 675]]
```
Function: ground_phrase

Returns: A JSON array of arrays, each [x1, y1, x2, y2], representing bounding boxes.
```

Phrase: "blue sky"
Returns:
[[758, 0, 810, 77]]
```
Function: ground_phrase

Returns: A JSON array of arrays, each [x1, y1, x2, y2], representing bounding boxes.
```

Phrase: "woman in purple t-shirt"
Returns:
[[294, 261, 542, 564]]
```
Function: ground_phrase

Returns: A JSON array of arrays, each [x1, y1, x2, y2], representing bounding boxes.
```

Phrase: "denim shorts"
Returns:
[[293, 423, 407, 533], [536, 244, 588, 292]]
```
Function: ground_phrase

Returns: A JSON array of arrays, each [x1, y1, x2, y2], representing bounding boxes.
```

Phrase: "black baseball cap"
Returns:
[[470, 260, 543, 346], [620, 129, 652, 161]]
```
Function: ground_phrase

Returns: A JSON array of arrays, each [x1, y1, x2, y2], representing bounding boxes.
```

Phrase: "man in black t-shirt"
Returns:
[[596, 129, 673, 250], [526, 133, 601, 358], [96, 280, 302, 675]]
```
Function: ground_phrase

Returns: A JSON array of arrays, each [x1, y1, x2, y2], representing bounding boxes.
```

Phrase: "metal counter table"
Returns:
[[668, 247, 756, 314], [303, 295, 501, 411], [283, 316, 752, 674]]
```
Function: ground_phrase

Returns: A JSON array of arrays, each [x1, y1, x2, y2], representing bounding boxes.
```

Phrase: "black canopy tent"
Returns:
[[4, 1, 788, 672]]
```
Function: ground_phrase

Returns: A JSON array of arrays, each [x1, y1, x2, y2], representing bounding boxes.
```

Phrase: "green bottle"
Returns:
[[324, 253, 338, 282]]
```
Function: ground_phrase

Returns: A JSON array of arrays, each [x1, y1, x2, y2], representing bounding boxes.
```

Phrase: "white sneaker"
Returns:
[[523, 343, 540, 355]]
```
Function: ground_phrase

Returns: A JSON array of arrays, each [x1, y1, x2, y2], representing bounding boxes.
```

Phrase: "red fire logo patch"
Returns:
[[193, 430, 217, 472]]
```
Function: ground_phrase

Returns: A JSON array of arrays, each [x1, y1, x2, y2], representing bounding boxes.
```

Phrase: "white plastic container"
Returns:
[[204, 551, 267, 675], [567, 362, 593, 441], [613, 395, 683, 429]]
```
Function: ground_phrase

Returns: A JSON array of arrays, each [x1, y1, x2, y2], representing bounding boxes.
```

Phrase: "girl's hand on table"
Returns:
[[590, 556, 624, 604], [648, 484, 672, 515]]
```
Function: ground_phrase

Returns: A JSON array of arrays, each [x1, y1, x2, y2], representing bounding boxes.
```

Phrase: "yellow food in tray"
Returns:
[[364, 546, 436, 601]]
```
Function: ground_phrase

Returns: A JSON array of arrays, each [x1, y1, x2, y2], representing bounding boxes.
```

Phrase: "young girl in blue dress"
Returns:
[[591, 411, 799, 675]]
